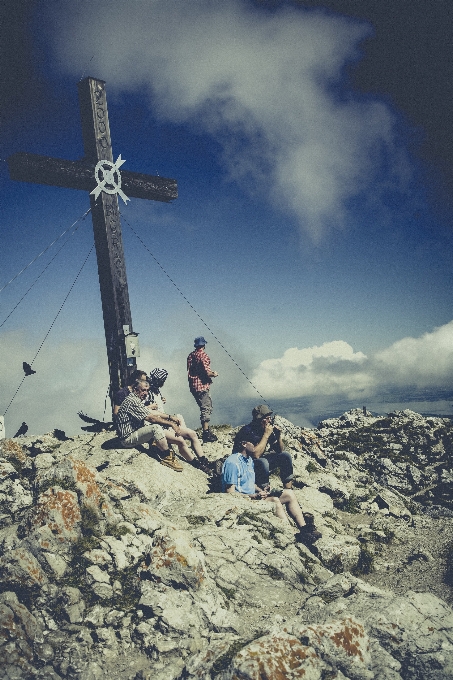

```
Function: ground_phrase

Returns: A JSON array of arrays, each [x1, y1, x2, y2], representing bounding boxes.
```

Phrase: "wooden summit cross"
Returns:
[[7, 77, 177, 407]]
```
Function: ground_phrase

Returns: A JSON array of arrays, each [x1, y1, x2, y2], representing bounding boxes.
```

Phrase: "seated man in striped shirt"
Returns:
[[116, 378, 191, 472], [222, 435, 322, 545]]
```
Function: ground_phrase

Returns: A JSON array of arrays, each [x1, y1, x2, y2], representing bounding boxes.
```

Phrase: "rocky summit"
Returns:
[[1, 408, 453, 679]]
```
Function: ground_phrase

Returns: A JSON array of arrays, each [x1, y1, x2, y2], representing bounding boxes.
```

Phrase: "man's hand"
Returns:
[[263, 422, 274, 438], [251, 490, 269, 499]]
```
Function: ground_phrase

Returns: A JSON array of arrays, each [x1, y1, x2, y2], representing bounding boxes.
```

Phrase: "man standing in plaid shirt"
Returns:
[[187, 336, 219, 443]]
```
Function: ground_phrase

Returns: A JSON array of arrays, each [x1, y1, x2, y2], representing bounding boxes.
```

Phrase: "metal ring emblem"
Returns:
[[90, 155, 130, 204]]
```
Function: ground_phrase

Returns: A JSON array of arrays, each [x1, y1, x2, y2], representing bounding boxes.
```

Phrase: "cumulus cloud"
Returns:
[[249, 321, 453, 401], [3, 322, 453, 437], [48, 0, 408, 241]]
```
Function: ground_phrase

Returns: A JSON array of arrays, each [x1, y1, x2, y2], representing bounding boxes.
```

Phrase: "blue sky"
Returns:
[[1, 0, 453, 436]]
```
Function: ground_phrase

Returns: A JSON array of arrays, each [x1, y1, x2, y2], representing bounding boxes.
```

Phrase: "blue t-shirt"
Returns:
[[222, 453, 255, 495]]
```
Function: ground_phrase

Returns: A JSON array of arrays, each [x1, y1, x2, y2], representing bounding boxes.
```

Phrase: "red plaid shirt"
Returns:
[[187, 347, 212, 393]]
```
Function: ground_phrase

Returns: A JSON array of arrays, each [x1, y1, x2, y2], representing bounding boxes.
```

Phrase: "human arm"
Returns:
[[225, 484, 255, 499], [252, 422, 274, 458], [199, 351, 218, 379], [253, 484, 269, 499], [144, 412, 181, 429]]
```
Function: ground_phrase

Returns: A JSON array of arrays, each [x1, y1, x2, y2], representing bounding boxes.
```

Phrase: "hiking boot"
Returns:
[[159, 450, 183, 472], [303, 512, 316, 527], [296, 526, 322, 545], [202, 429, 218, 443], [191, 457, 213, 474]]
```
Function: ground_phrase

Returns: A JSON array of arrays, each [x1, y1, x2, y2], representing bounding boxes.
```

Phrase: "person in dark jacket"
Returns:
[[233, 404, 294, 491]]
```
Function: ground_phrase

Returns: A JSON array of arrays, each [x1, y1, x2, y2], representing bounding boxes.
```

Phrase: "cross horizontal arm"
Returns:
[[7, 152, 178, 203]]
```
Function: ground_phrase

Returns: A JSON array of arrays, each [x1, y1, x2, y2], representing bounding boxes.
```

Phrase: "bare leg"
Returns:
[[155, 436, 170, 453], [264, 497, 288, 523], [180, 428, 204, 457], [165, 431, 195, 462], [173, 415, 204, 458], [279, 489, 306, 529]]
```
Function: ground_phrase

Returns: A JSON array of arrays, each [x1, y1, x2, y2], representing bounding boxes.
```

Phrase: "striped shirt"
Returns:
[[116, 392, 150, 440]]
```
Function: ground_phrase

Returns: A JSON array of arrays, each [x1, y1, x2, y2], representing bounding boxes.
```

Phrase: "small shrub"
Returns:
[[186, 515, 209, 527], [210, 640, 251, 676], [104, 522, 133, 538], [80, 503, 101, 537], [210, 633, 265, 677], [263, 565, 285, 580], [352, 545, 375, 575], [39, 477, 78, 496], [114, 566, 141, 610], [218, 585, 236, 601], [305, 461, 318, 474], [237, 510, 258, 525], [336, 494, 361, 514], [325, 554, 343, 574]]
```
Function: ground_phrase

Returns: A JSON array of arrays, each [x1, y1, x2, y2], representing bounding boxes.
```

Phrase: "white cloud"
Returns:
[[3, 322, 453, 437], [250, 339, 370, 399], [249, 321, 453, 401], [0, 331, 111, 437], [374, 321, 453, 388], [48, 0, 408, 241]]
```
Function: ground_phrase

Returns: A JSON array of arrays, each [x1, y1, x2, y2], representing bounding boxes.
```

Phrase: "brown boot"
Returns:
[[296, 527, 322, 545], [297, 513, 322, 545], [303, 512, 316, 527], [159, 450, 183, 472]]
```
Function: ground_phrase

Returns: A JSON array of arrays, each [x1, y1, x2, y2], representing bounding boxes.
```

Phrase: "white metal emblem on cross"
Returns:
[[91, 155, 130, 204]]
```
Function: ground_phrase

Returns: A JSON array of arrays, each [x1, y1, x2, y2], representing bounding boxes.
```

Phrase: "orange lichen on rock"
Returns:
[[228, 633, 321, 679], [70, 458, 102, 505], [297, 616, 371, 677], [0, 548, 48, 588], [34, 488, 81, 537], [143, 529, 207, 589], [330, 618, 366, 660], [1, 439, 27, 463]]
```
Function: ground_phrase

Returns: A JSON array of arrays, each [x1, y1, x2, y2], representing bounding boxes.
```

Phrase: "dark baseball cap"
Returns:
[[252, 404, 273, 420]]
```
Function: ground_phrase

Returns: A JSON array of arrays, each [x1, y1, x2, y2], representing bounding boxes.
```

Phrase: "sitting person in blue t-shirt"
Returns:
[[222, 436, 322, 545]]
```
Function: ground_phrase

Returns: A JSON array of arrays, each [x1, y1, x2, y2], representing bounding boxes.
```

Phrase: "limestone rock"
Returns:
[[0, 412, 452, 678], [0, 546, 48, 588], [139, 526, 207, 590]]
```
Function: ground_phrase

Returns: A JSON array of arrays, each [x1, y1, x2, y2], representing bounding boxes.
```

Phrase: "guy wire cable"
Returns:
[[3, 243, 95, 417], [0, 209, 92, 329], [121, 211, 268, 402], [121, 213, 301, 440], [117, 212, 307, 429], [0, 208, 92, 295]]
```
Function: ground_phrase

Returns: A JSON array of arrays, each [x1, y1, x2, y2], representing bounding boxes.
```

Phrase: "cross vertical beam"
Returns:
[[7, 76, 178, 416], [77, 77, 133, 400]]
